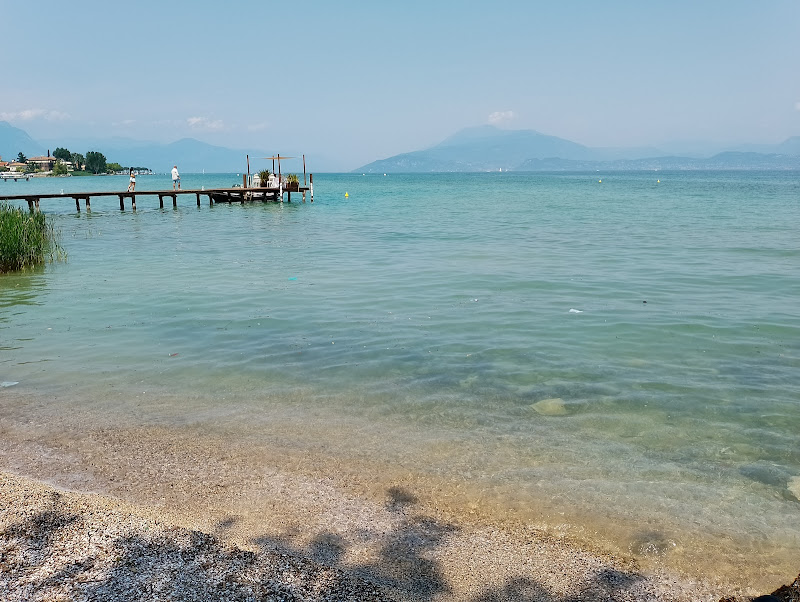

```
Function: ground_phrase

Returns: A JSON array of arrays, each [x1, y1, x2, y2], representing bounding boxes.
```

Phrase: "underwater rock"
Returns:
[[739, 462, 790, 488], [788, 476, 800, 501], [530, 398, 568, 416]]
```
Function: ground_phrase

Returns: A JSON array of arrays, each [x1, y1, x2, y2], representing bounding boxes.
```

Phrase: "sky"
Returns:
[[2, 0, 799, 170]]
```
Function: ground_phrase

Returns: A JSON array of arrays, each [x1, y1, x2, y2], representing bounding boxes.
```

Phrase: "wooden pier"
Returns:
[[0, 178, 314, 212], [0, 173, 31, 182]]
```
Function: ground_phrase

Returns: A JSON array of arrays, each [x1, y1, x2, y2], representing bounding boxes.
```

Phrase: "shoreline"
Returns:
[[1, 469, 738, 602], [0, 390, 793, 600]]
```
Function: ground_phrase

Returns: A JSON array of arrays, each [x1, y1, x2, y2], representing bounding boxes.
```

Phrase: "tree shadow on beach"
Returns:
[[5, 485, 793, 601], [251, 485, 456, 600], [0, 490, 393, 601], [468, 568, 646, 602], [246, 486, 677, 602]]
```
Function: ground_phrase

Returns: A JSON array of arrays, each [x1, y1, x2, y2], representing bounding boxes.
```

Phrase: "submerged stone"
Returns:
[[788, 476, 800, 501], [739, 462, 790, 488], [530, 398, 568, 416]]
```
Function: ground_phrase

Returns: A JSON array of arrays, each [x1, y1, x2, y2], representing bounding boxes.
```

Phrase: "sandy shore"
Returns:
[[1, 465, 750, 602], [0, 390, 793, 601]]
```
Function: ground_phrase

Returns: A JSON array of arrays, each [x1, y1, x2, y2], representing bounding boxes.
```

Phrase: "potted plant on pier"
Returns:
[[285, 173, 299, 192], [258, 169, 271, 187]]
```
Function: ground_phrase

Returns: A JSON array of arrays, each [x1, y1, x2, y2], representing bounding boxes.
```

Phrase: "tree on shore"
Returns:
[[17, 152, 27, 163], [71, 153, 85, 171], [53, 148, 72, 162], [85, 151, 107, 174]]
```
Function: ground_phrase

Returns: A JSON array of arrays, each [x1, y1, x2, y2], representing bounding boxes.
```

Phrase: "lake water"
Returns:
[[1, 171, 799, 588]]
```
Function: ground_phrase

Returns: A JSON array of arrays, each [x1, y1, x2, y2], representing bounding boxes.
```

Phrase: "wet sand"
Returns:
[[0, 391, 778, 601]]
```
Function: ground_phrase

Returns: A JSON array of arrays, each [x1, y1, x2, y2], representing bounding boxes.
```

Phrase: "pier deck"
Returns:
[[0, 173, 31, 181], [0, 185, 312, 212]]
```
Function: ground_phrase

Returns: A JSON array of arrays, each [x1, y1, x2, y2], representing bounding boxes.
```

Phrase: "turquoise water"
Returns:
[[2, 171, 799, 584]]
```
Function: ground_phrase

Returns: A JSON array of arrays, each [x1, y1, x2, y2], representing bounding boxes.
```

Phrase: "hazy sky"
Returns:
[[2, 0, 799, 169]]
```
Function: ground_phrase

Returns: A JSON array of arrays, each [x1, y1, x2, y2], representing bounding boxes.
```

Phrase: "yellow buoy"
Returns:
[[598, 179, 602, 183], [657, 179, 660, 183], [345, 192, 349, 197]]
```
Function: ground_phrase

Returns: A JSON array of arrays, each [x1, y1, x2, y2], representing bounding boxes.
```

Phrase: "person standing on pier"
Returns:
[[127, 169, 136, 192], [171, 165, 181, 190]]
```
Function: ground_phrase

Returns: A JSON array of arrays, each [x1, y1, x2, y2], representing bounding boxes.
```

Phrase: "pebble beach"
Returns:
[[2, 467, 739, 602]]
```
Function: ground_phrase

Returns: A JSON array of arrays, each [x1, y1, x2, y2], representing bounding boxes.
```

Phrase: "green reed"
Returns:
[[0, 202, 65, 272]]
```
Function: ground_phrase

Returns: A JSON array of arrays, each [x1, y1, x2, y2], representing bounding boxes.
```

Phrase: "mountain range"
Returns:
[[0, 122, 307, 173], [3, 121, 799, 173], [354, 125, 800, 173]]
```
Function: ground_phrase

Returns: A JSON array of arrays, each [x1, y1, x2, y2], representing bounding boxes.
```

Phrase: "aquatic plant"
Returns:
[[0, 202, 65, 272]]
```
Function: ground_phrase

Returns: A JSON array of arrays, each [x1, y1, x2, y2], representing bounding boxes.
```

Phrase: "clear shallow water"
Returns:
[[2, 171, 799, 584]]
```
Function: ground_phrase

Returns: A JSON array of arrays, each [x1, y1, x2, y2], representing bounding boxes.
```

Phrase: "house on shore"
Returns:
[[27, 155, 57, 171]]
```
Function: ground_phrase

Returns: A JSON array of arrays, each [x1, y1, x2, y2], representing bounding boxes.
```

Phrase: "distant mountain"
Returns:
[[105, 138, 266, 173], [357, 126, 597, 173], [5, 124, 324, 173], [517, 152, 800, 171], [38, 135, 265, 173], [776, 136, 800, 156], [0, 121, 46, 159], [355, 125, 800, 173]]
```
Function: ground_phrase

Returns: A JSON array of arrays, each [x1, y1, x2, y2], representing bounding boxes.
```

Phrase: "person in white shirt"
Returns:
[[127, 169, 136, 192], [171, 165, 180, 190]]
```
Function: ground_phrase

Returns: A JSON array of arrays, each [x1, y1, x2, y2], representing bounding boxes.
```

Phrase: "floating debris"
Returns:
[[568, 308, 583, 314], [1, 381, 19, 388]]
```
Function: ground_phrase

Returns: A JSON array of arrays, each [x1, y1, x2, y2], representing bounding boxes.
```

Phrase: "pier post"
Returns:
[[131, 194, 136, 211], [310, 174, 314, 202], [75, 198, 80, 212], [35, 198, 40, 212], [86, 197, 91, 211], [119, 196, 124, 211], [159, 195, 164, 209], [27, 199, 34, 211], [172, 194, 177, 209], [303, 191, 306, 202], [196, 193, 201, 207]]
